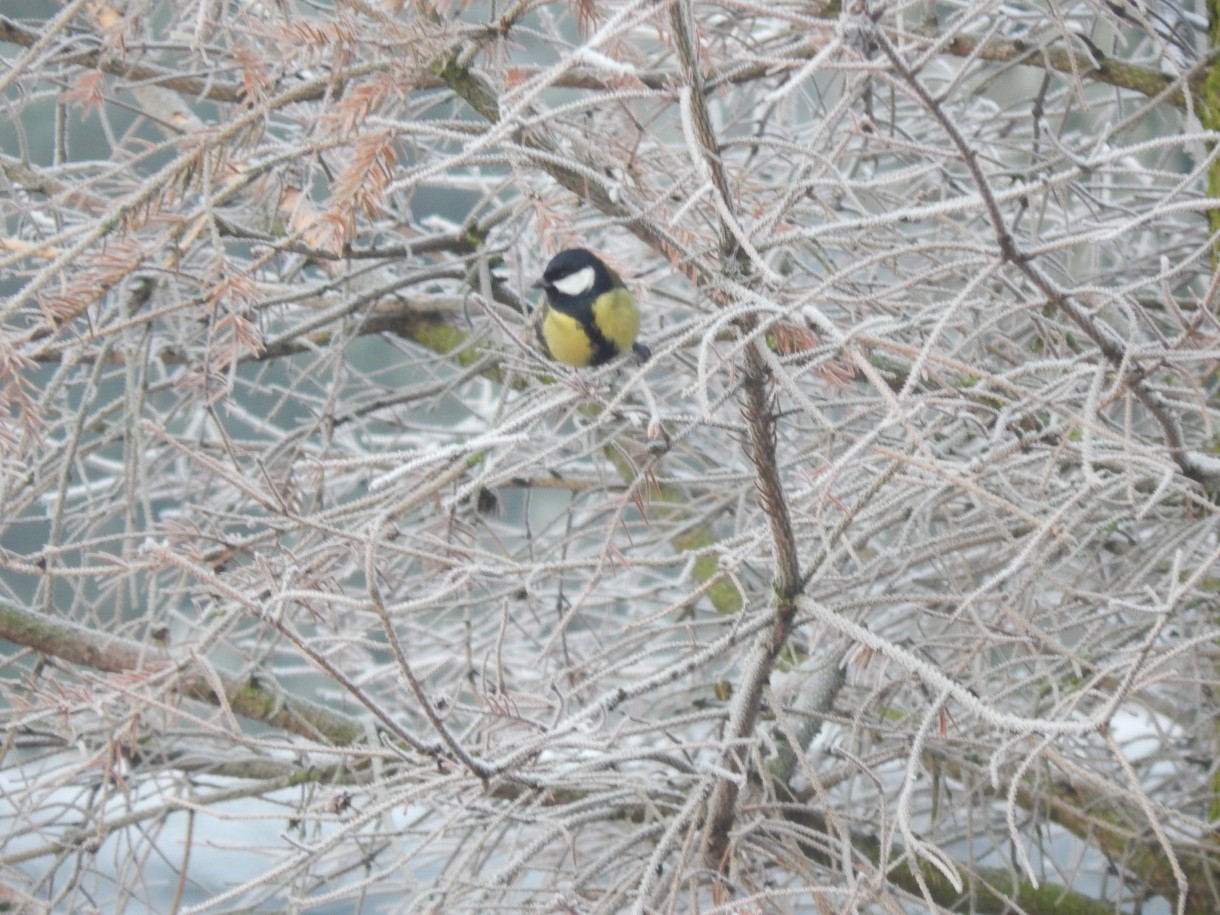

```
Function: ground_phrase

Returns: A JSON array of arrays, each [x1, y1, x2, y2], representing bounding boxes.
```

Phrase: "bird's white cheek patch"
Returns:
[[552, 266, 595, 297]]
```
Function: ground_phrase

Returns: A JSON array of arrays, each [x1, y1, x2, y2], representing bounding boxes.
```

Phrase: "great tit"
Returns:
[[533, 248, 649, 367]]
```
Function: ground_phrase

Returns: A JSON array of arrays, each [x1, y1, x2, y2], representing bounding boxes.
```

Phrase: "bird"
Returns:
[[533, 248, 650, 367]]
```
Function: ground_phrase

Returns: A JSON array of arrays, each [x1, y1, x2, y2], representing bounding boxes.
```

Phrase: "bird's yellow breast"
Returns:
[[542, 308, 595, 367], [542, 288, 640, 367]]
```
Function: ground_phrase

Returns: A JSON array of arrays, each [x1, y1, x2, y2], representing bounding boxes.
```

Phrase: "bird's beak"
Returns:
[[531, 278, 545, 290]]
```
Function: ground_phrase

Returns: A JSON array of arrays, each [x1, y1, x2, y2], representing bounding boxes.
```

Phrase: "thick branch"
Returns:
[[0, 599, 365, 747]]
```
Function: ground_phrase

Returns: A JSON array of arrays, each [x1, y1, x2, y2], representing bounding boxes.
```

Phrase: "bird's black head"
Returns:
[[532, 248, 613, 305]]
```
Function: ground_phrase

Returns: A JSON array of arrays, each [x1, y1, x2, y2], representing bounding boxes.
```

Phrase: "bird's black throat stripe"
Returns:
[[555, 298, 618, 366]]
